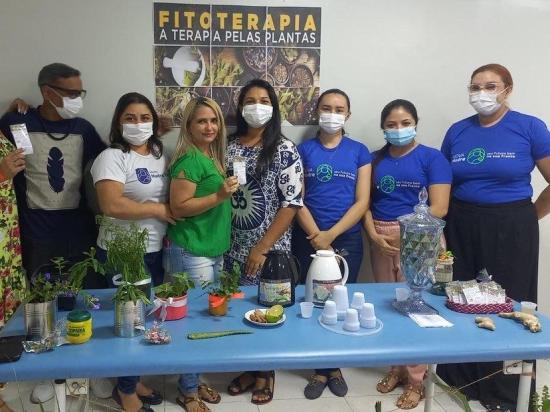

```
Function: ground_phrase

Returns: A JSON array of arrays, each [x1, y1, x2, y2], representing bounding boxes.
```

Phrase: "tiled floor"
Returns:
[[2, 361, 549, 411]]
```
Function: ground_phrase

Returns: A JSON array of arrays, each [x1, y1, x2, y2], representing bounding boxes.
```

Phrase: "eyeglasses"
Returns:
[[467, 82, 503, 94], [46, 84, 87, 99]]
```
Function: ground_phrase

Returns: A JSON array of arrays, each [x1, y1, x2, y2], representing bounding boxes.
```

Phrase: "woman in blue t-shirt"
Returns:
[[364, 99, 451, 410], [437, 64, 550, 412], [293, 89, 372, 400]]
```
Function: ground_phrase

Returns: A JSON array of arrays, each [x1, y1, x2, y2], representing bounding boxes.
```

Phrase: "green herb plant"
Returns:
[[154, 272, 195, 299], [532, 385, 550, 412], [98, 218, 151, 304], [26, 273, 60, 304], [201, 263, 241, 298]]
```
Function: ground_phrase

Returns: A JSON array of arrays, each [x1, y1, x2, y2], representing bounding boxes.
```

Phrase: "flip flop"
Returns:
[[251, 371, 275, 405], [198, 383, 221, 404], [227, 371, 257, 395]]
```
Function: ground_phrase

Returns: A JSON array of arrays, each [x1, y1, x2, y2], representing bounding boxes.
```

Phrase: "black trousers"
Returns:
[[437, 198, 539, 411]]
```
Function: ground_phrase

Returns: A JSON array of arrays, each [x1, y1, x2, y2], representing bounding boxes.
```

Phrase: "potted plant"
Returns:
[[113, 283, 151, 337], [101, 220, 152, 298], [24, 272, 60, 340], [202, 263, 241, 316], [152, 272, 195, 321], [47, 248, 105, 311]]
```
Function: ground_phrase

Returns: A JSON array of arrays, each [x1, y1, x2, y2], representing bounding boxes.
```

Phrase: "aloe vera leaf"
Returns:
[[187, 330, 253, 340]]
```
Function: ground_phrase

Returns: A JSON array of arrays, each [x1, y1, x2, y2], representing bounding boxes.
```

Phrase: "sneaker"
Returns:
[[30, 382, 54, 404], [90, 378, 114, 399]]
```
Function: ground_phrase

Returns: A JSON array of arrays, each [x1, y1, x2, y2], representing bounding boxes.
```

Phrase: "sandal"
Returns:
[[111, 387, 154, 412], [198, 383, 221, 404], [376, 370, 405, 394], [396, 382, 424, 410], [304, 374, 328, 400], [176, 395, 210, 412], [227, 371, 256, 395], [251, 371, 275, 405], [327, 369, 348, 397]]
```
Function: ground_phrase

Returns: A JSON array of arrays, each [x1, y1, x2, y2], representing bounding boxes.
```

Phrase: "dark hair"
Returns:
[[316, 88, 351, 112], [231, 79, 283, 176], [471, 63, 513, 89], [38, 63, 81, 87], [373, 99, 419, 171], [109, 92, 162, 158]]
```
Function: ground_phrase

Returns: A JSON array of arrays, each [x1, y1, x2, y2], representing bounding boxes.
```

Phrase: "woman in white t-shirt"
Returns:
[[91, 92, 172, 412]]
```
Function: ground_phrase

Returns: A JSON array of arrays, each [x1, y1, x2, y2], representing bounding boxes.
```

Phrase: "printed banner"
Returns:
[[153, 3, 321, 126]]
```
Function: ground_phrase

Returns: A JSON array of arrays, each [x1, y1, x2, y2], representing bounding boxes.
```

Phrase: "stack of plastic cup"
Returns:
[[350, 292, 365, 311], [332, 285, 349, 320], [360, 302, 376, 329], [343, 308, 360, 332], [321, 300, 337, 325]]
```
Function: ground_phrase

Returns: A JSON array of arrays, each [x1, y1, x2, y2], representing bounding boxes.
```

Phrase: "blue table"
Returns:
[[2, 283, 550, 412]]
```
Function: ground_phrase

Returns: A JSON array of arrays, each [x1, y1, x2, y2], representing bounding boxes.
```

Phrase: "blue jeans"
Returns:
[[163, 239, 222, 286], [292, 226, 364, 284], [164, 238, 223, 394]]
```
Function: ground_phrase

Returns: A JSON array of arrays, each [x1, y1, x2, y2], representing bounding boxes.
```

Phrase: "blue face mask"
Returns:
[[383, 127, 416, 146]]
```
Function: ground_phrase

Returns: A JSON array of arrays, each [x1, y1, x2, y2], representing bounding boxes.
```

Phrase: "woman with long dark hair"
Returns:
[[91, 92, 170, 412], [365, 99, 451, 410], [437, 64, 550, 412], [224, 79, 303, 405], [293, 88, 371, 400]]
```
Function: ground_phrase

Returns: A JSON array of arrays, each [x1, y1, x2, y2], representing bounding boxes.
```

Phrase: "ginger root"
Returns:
[[475, 316, 495, 331], [498, 311, 542, 333]]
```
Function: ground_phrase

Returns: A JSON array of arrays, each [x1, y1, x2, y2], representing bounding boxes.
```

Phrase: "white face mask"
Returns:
[[469, 90, 505, 116], [122, 122, 153, 146], [242, 104, 273, 128], [50, 94, 83, 119], [319, 112, 346, 134]]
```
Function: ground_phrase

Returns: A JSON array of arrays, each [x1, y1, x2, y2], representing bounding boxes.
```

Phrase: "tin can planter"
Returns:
[[114, 300, 146, 337], [24, 300, 57, 341], [153, 295, 188, 321], [208, 295, 229, 316]]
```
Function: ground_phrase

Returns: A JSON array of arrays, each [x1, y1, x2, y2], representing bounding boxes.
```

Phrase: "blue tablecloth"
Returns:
[[1, 283, 550, 381]]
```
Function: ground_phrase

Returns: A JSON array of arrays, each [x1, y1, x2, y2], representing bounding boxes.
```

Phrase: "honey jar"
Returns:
[[66, 310, 92, 344]]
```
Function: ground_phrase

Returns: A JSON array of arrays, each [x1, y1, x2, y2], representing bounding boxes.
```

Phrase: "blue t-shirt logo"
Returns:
[[136, 168, 152, 184], [467, 147, 486, 165], [316, 163, 333, 182], [379, 175, 396, 194]]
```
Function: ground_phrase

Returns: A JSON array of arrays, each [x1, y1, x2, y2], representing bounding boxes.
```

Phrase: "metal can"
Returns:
[[66, 310, 92, 344]]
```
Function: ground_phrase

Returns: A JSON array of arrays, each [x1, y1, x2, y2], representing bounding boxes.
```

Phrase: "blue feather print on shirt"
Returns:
[[47, 147, 65, 193]]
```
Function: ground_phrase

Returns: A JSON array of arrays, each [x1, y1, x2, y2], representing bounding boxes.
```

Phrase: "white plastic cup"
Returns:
[[360, 302, 375, 319], [520, 301, 537, 314], [343, 308, 360, 332], [332, 285, 349, 312], [322, 300, 337, 325], [350, 292, 365, 311], [300, 302, 314, 319], [360, 302, 376, 329], [396, 287, 409, 302]]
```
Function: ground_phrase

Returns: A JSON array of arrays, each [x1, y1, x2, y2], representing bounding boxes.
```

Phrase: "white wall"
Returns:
[[1, 0, 549, 311]]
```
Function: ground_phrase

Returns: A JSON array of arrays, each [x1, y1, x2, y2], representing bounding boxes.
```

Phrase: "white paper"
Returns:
[[10, 123, 33, 154], [233, 158, 247, 185], [409, 314, 454, 328]]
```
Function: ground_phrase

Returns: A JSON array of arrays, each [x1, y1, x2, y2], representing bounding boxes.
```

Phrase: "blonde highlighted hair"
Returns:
[[169, 96, 227, 173]]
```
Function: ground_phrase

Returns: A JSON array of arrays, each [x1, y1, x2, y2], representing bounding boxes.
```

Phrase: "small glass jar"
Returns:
[[66, 310, 92, 344]]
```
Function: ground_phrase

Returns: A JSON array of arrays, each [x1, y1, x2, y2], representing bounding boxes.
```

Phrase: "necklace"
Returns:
[[37, 106, 72, 141]]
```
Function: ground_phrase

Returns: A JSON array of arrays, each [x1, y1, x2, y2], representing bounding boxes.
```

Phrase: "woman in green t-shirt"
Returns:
[[164, 97, 238, 412]]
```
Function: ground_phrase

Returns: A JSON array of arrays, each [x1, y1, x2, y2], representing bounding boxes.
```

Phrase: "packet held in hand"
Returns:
[[10, 124, 33, 154], [233, 156, 247, 185]]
